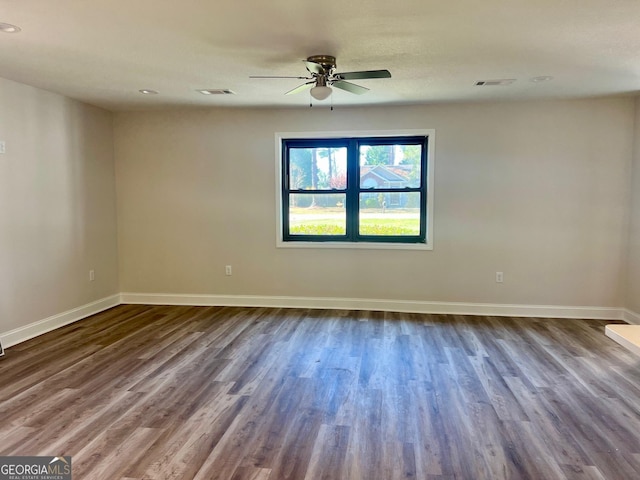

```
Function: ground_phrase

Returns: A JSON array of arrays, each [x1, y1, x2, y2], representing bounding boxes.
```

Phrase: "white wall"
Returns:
[[0, 78, 635, 346], [0, 78, 119, 337], [626, 97, 640, 315], [114, 98, 633, 309]]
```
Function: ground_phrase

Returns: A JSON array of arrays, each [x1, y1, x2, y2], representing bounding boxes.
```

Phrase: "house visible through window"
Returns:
[[279, 133, 432, 246]]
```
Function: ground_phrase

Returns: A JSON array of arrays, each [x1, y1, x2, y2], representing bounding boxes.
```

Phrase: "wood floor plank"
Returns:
[[502, 376, 592, 469], [122, 381, 234, 478], [75, 426, 164, 480], [230, 466, 272, 480], [149, 394, 250, 480], [303, 424, 349, 480], [1, 306, 639, 479]]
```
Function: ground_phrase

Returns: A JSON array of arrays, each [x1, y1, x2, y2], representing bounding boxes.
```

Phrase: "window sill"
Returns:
[[276, 240, 433, 251]]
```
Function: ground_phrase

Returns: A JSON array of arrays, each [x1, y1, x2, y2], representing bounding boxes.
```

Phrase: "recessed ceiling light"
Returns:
[[530, 76, 554, 83], [0, 22, 21, 33], [197, 89, 236, 95], [139, 89, 159, 95]]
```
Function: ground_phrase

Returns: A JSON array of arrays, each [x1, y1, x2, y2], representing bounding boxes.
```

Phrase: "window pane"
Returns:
[[359, 144, 422, 189], [359, 192, 421, 236], [289, 193, 346, 235], [289, 147, 347, 190]]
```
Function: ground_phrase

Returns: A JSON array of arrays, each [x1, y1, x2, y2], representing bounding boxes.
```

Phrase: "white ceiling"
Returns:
[[1, 0, 640, 111]]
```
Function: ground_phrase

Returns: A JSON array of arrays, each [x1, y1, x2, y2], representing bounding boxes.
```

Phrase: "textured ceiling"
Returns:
[[1, 0, 639, 111]]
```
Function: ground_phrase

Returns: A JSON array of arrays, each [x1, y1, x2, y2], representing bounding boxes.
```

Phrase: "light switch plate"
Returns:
[[0, 141, 5, 154]]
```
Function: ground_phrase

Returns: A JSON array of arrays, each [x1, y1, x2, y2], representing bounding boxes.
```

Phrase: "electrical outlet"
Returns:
[[496, 272, 504, 283], [0, 141, 5, 154], [225, 265, 232, 276], [89, 270, 95, 281]]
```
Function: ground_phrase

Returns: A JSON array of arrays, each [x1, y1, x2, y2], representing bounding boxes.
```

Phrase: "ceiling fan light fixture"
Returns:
[[310, 85, 332, 101], [251, 55, 389, 100]]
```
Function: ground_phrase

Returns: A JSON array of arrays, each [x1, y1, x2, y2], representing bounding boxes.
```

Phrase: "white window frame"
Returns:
[[275, 129, 435, 250]]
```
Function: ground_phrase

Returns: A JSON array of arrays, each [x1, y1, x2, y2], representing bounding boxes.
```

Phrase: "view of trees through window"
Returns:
[[283, 136, 427, 242]]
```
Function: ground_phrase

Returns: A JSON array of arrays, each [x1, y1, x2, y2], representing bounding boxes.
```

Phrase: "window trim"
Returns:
[[275, 129, 435, 250]]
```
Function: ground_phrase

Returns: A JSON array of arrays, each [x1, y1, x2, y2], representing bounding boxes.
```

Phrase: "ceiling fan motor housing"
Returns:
[[306, 55, 337, 73]]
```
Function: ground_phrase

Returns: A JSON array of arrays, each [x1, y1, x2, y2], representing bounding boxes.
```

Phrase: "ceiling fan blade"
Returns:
[[334, 69, 392, 80], [285, 81, 315, 95], [304, 61, 326, 75], [250, 75, 311, 79], [331, 80, 369, 95]]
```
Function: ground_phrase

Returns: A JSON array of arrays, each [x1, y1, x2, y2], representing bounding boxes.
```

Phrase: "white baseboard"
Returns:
[[0, 294, 121, 348], [622, 309, 640, 325], [1, 293, 629, 351], [120, 292, 623, 321]]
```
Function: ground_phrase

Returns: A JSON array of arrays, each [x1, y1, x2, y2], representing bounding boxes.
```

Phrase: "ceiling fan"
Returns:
[[250, 55, 391, 101]]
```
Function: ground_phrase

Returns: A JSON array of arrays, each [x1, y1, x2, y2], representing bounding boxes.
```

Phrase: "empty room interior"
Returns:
[[2, 1, 640, 479]]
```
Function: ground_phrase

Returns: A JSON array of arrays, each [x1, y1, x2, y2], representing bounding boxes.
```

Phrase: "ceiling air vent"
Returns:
[[475, 79, 516, 86], [197, 89, 236, 95]]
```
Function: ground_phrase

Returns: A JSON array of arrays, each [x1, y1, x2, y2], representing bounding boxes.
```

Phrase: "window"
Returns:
[[276, 130, 434, 249]]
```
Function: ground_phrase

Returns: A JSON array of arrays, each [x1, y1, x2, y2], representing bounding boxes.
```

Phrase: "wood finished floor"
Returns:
[[1, 305, 640, 480]]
